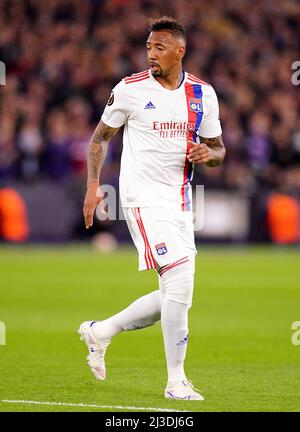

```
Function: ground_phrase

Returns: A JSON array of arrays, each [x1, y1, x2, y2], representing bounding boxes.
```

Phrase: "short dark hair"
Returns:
[[148, 16, 186, 44]]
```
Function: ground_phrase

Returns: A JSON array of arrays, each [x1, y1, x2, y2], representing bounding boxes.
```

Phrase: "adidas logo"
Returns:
[[176, 334, 188, 346], [144, 101, 156, 109]]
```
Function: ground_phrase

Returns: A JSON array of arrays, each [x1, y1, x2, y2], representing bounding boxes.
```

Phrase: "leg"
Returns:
[[78, 280, 165, 381], [160, 255, 203, 400], [92, 273, 166, 339], [92, 288, 162, 339], [159, 255, 194, 385], [126, 206, 200, 395]]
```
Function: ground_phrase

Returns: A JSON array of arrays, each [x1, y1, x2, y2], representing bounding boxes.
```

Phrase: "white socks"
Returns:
[[159, 259, 193, 385], [92, 290, 162, 339], [161, 297, 188, 385]]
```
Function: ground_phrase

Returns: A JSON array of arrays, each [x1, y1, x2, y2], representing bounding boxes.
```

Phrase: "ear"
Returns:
[[177, 46, 186, 61]]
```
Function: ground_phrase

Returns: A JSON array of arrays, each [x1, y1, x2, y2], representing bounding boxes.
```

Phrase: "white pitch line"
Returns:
[[0, 400, 189, 413]]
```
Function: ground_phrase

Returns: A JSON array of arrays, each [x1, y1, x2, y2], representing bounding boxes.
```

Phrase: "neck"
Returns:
[[154, 66, 184, 90]]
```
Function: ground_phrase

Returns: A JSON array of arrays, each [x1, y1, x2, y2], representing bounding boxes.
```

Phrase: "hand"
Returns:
[[83, 183, 102, 229], [187, 141, 212, 164]]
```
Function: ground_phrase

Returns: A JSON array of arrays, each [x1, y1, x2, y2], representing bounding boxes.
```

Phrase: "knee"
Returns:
[[159, 258, 194, 306]]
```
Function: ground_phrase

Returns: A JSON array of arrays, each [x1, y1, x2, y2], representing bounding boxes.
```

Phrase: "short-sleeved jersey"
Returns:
[[101, 70, 222, 210]]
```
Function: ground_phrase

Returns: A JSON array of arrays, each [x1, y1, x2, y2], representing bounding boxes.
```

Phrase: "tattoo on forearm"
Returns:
[[87, 121, 119, 185], [88, 143, 103, 184], [200, 136, 226, 167]]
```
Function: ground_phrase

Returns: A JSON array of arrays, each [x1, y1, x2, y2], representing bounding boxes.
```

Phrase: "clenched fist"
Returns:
[[187, 141, 212, 164]]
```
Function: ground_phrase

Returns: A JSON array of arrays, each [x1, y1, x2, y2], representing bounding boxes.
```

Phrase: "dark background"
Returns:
[[0, 0, 299, 245]]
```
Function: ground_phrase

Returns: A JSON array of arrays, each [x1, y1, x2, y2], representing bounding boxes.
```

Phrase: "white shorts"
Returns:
[[123, 207, 197, 271]]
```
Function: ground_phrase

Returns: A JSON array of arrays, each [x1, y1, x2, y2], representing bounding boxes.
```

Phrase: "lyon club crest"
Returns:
[[155, 242, 168, 255], [189, 98, 203, 113]]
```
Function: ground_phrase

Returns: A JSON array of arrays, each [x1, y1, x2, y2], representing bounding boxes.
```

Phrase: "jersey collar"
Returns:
[[149, 69, 186, 91]]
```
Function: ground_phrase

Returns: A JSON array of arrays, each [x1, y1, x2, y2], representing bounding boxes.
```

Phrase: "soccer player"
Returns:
[[79, 16, 225, 400]]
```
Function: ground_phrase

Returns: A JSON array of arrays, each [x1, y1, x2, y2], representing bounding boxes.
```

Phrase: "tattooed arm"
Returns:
[[188, 135, 226, 167], [83, 120, 119, 228], [86, 120, 119, 186]]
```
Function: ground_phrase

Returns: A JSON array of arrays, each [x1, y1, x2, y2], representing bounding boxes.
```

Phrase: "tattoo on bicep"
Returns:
[[92, 122, 118, 144]]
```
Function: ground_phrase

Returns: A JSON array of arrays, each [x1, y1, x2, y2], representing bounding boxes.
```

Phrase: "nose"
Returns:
[[148, 48, 157, 62]]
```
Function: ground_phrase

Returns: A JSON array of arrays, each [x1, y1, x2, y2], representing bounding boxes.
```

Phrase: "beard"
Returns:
[[150, 64, 163, 77]]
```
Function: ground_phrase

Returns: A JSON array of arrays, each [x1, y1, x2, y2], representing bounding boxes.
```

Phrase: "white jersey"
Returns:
[[101, 69, 222, 210]]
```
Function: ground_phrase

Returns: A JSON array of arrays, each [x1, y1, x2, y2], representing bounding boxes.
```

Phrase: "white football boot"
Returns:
[[165, 380, 204, 401], [78, 321, 111, 381]]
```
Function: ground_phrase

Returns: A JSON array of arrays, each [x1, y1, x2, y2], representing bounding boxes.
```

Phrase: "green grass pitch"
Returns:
[[0, 245, 299, 412]]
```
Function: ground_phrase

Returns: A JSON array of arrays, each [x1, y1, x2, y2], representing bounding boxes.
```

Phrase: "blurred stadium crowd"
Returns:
[[0, 0, 300, 243]]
